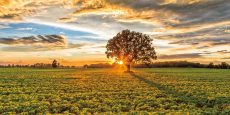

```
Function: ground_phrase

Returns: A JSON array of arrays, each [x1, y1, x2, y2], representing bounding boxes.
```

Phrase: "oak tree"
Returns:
[[52, 59, 58, 68], [106, 29, 157, 72]]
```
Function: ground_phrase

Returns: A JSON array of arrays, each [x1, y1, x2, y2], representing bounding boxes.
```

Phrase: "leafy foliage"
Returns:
[[106, 30, 157, 65], [52, 60, 58, 68], [0, 68, 229, 114]]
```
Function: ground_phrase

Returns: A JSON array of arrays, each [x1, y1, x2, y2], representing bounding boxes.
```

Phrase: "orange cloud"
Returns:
[[0, 0, 76, 22], [161, 0, 208, 5], [0, 0, 10, 6]]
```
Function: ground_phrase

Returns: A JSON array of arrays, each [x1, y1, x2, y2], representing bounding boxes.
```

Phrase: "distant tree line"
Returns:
[[206, 62, 230, 69], [133, 61, 230, 69], [83, 63, 113, 68], [0, 60, 79, 69], [83, 61, 230, 69], [0, 63, 78, 69], [1, 61, 229, 69], [0, 64, 76, 69]]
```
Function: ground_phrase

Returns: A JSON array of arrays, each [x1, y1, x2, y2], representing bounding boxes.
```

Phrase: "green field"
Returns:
[[0, 68, 230, 114]]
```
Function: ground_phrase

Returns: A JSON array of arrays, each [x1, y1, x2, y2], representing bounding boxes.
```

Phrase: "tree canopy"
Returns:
[[52, 60, 59, 68], [106, 29, 157, 71]]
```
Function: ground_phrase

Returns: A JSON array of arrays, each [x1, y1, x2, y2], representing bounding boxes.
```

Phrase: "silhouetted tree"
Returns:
[[207, 62, 214, 68], [52, 60, 58, 68], [133, 61, 206, 68], [106, 29, 157, 72], [83, 64, 89, 69], [220, 62, 229, 69]]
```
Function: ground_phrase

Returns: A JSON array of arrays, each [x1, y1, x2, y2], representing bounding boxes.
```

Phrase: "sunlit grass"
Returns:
[[0, 68, 229, 114]]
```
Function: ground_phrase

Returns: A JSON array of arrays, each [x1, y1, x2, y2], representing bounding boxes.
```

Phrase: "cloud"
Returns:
[[51, 14, 157, 37], [221, 57, 230, 59], [157, 24, 230, 50], [0, 1, 33, 22], [159, 53, 202, 59], [2, 0, 229, 36], [0, 0, 75, 22], [204, 50, 230, 55], [0, 24, 10, 29], [60, 0, 161, 25], [0, 0, 230, 63], [171, 37, 230, 46], [0, 43, 85, 52], [217, 50, 230, 54], [60, 0, 230, 30], [16, 28, 34, 31], [68, 43, 87, 49], [1, 0, 229, 32], [0, 35, 67, 46], [0, 34, 92, 52]]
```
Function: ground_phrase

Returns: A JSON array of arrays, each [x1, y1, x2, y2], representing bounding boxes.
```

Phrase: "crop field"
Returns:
[[0, 68, 230, 114]]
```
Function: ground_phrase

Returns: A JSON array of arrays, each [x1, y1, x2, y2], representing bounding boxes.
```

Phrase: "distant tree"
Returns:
[[52, 60, 58, 68], [105, 29, 157, 72], [7, 64, 11, 68], [220, 62, 229, 69], [83, 64, 88, 69], [207, 62, 214, 68]]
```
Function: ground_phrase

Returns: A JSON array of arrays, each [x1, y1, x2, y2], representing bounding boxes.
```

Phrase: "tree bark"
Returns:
[[126, 64, 131, 72]]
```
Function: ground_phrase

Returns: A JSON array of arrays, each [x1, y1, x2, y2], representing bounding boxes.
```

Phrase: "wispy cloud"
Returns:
[[16, 27, 34, 31], [159, 53, 202, 59], [0, 34, 95, 52], [0, 24, 10, 29], [0, 35, 67, 46], [59, 0, 230, 31]]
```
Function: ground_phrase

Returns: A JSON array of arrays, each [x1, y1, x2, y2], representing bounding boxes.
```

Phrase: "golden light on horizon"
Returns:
[[118, 61, 123, 65], [109, 58, 116, 65], [108, 58, 123, 65]]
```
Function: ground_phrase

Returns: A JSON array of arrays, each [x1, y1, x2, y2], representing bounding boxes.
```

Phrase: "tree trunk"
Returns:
[[126, 64, 131, 72]]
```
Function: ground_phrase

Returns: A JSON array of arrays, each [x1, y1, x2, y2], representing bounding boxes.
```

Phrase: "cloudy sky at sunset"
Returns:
[[0, 0, 230, 65]]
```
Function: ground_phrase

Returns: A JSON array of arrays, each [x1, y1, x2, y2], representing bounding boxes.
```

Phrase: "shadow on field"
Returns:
[[129, 73, 230, 109]]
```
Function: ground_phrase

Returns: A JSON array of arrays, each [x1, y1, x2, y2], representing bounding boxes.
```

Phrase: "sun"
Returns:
[[108, 58, 124, 65], [118, 61, 123, 65]]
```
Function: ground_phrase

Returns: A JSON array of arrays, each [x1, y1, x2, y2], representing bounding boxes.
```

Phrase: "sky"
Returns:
[[0, 0, 230, 66]]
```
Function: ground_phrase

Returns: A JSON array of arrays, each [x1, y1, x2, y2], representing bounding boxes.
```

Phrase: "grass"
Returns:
[[0, 68, 229, 114]]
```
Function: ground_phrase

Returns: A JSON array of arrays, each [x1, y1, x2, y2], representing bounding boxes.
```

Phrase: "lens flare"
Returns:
[[118, 61, 123, 65]]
